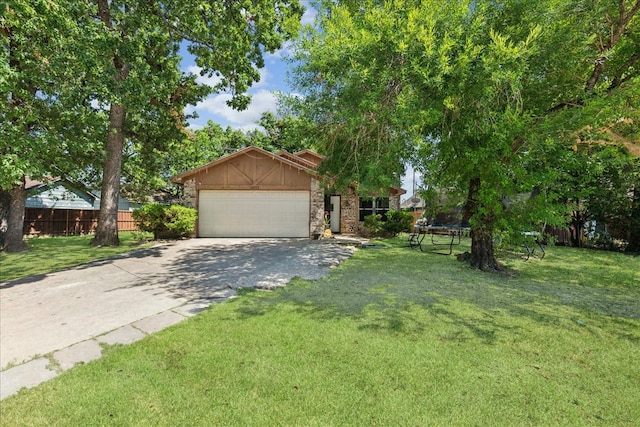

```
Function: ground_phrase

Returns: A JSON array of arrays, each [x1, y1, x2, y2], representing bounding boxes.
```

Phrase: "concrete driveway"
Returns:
[[0, 238, 357, 399]]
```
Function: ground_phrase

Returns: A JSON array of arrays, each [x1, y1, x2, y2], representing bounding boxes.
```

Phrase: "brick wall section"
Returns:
[[183, 179, 196, 208], [310, 178, 325, 237]]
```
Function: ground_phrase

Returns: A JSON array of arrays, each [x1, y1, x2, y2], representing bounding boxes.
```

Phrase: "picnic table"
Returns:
[[408, 224, 468, 255]]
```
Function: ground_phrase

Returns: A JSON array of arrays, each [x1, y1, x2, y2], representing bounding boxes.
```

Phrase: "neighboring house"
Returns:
[[24, 179, 137, 236], [26, 179, 137, 211], [26, 178, 98, 211], [171, 146, 406, 238], [401, 193, 426, 224]]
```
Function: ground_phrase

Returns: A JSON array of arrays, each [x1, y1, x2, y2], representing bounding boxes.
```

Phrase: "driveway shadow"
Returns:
[[119, 239, 357, 301]]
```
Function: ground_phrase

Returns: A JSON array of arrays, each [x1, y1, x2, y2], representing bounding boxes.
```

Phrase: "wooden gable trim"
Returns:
[[171, 145, 315, 184], [294, 149, 324, 166], [277, 151, 318, 170]]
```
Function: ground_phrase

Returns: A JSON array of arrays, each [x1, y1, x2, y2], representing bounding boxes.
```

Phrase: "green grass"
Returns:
[[0, 232, 154, 282], [1, 236, 639, 425]]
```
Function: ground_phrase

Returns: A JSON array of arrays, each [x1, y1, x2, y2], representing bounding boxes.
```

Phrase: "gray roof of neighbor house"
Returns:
[[401, 193, 425, 209]]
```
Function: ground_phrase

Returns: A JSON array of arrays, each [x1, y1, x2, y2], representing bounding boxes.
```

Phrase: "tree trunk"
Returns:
[[3, 177, 28, 253], [461, 177, 502, 271], [570, 205, 585, 248], [92, 104, 125, 247], [92, 0, 130, 247], [469, 226, 501, 271], [0, 187, 11, 248]]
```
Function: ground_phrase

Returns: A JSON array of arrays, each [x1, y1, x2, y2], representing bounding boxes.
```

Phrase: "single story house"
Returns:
[[171, 146, 406, 238], [26, 179, 136, 211], [24, 178, 137, 236]]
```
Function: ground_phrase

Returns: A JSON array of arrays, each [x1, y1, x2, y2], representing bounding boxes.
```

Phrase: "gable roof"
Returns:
[[170, 146, 406, 196], [171, 145, 319, 184], [294, 149, 324, 166], [277, 151, 319, 169], [25, 178, 136, 211], [26, 180, 97, 210]]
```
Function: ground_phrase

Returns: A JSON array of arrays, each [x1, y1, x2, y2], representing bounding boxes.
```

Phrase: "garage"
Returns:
[[198, 190, 310, 238]]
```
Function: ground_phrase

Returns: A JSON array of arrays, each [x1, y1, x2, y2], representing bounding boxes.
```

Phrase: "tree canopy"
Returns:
[[88, 0, 304, 246], [1, 0, 304, 250], [290, 0, 640, 269], [1, 0, 104, 251]]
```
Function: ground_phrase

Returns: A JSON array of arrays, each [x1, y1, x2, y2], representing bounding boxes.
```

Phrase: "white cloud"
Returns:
[[301, 2, 317, 26], [192, 89, 278, 129], [187, 122, 205, 131], [186, 65, 223, 88], [187, 65, 271, 89], [267, 41, 294, 61]]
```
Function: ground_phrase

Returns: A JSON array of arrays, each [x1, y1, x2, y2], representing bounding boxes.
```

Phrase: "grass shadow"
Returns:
[[236, 238, 640, 343]]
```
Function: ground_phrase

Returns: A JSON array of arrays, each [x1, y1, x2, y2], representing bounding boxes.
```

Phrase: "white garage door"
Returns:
[[198, 190, 310, 237]]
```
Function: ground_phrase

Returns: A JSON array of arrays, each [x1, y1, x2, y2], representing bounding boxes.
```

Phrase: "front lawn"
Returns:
[[0, 232, 154, 282], [1, 237, 639, 425]]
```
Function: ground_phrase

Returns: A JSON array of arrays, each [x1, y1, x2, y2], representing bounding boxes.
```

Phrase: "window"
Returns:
[[359, 197, 390, 221]]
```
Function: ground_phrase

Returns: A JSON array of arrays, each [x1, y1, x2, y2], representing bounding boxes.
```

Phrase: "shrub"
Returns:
[[363, 210, 413, 237], [363, 214, 385, 237], [383, 210, 414, 236], [132, 203, 197, 240]]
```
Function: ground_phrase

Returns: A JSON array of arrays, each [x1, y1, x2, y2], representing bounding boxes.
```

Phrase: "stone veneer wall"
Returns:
[[183, 179, 196, 208], [390, 195, 401, 211], [310, 178, 325, 238], [341, 188, 359, 234]]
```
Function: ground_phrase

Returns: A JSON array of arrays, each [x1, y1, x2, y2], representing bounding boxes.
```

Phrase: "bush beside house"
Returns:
[[362, 210, 413, 237], [132, 204, 197, 240]]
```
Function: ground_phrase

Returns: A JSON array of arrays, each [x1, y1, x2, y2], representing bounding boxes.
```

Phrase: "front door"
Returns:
[[330, 195, 341, 233]]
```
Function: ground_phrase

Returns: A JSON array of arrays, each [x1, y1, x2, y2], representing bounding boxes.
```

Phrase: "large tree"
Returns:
[[86, 0, 303, 246], [291, 0, 639, 270], [1, 1, 102, 252]]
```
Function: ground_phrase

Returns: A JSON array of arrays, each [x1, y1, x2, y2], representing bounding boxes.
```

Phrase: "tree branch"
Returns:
[[551, 0, 639, 111], [608, 53, 640, 92], [584, 0, 640, 92]]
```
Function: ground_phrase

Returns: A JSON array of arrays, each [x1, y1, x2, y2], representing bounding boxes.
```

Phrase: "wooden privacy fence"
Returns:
[[23, 208, 137, 237]]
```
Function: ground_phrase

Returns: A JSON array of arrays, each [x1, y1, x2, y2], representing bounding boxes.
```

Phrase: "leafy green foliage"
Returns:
[[290, 0, 640, 269], [252, 111, 318, 154], [384, 210, 414, 236], [363, 210, 413, 237], [0, 1, 100, 190], [362, 214, 384, 236], [132, 204, 197, 240]]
